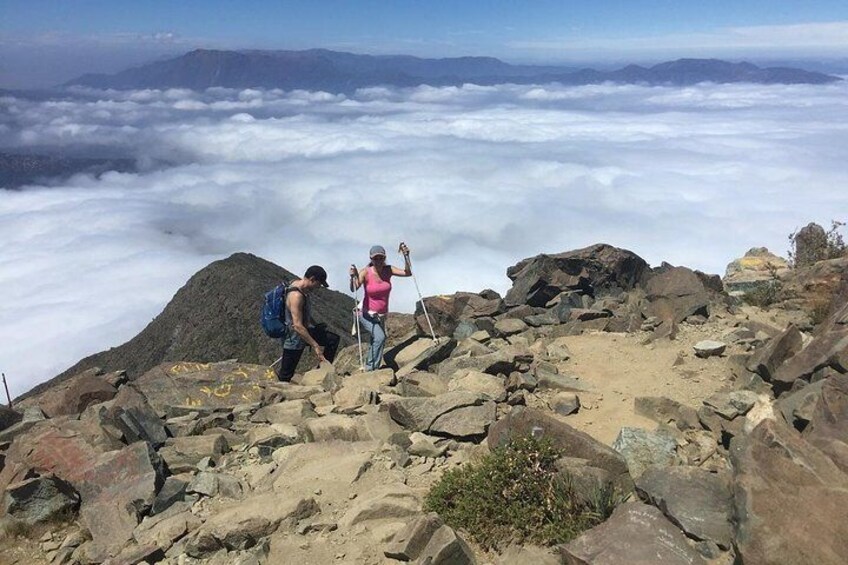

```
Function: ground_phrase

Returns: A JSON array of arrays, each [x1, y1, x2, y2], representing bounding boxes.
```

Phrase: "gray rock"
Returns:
[[187, 472, 219, 497], [396, 339, 458, 378], [340, 483, 420, 527], [693, 340, 727, 358], [430, 401, 497, 440], [387, 391, 487, 433], [417, 524, 477, 565], [250, 400, 317, 426], [634, 397, 700, 430], [746, 324, 804, 381], [3, 474, 80, 527], [159, 434, 229, 474], [447, 370, 507, 401], [151, 476, 188, 515], [559, 501, 707, 565], [494, 318, 528, 337], [551, 392, 580, 416], [612, 427, 678, 478], [385, 512, 444, 561], [636, 466, 734, 549], [730, 417, 848, 564]]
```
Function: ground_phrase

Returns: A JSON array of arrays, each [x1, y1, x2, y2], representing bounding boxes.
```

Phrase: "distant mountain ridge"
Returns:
[[67, 49, 840, 92]]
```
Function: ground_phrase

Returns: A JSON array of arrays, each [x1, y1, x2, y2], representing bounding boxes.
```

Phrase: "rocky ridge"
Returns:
[[1, 242, 847, 565]]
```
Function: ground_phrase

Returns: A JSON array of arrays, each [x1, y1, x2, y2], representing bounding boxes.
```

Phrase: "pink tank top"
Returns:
[[363, 267, 392, 314]]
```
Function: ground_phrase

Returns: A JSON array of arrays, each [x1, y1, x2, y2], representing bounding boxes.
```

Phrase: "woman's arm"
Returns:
[[350, 267, 367, 291], [391, 248, 412, 277]]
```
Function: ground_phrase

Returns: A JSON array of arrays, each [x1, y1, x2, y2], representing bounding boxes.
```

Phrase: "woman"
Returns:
[[349, 242, 411, 370]]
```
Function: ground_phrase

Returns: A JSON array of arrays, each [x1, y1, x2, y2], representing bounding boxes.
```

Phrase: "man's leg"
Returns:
[[278, 348, 304, 382]]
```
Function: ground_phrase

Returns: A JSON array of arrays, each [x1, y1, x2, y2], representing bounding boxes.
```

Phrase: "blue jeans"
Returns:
[[359, 313, 386, 371]]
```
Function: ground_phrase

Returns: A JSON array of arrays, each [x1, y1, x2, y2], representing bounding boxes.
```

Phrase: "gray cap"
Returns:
[[369, 245, 386, 258]]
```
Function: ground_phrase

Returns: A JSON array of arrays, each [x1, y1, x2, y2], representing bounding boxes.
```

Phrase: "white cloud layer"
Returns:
[[2, 81, 848, 396]]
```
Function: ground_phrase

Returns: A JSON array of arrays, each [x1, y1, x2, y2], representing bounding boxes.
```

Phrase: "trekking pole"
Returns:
[[270, 357, 283, 368], [351, 265, 365, 371], [399, 243, 438, 342], [2, 373, 11, 408]]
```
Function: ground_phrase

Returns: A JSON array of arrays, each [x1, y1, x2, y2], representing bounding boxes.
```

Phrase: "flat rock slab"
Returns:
[[341, 483, 420, 528], [429, 401, 497, 440], [250, 399, 317, 425], [133, 361, 276, 416], [635, 466, 734, 549], [560, 501, 708, 565], [159, 434, 229, 474], [185, 495, 319, 557], [773, 327, 848, 387], [730, 418, 848, 565], [272, 441, 377, 495], [447, 370, 507, 401], [387, 391, 487, 433], [396, 339, 458, 378]]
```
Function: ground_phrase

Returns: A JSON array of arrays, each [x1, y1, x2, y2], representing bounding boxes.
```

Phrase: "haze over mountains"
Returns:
[[67, 48, 841, 92]]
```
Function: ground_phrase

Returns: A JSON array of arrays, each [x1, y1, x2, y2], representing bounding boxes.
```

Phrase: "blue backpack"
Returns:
[[261, 283, 289, 338]]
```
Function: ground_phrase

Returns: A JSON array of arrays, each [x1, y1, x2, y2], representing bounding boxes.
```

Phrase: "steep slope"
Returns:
[[17, 252, 354, 401]]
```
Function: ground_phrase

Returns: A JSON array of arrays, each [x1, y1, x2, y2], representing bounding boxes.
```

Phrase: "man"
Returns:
[[278, 265, 340, 381]]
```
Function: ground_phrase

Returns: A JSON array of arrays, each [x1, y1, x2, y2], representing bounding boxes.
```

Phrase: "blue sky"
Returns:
[[2, 1, 848, 86]]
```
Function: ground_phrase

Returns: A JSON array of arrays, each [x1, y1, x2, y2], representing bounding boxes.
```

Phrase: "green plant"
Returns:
[[742, 280, 782, 308], [424, 436, 625, 550]]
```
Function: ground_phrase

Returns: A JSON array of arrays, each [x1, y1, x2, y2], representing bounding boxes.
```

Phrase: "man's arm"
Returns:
[[287, 291, 326, 362]]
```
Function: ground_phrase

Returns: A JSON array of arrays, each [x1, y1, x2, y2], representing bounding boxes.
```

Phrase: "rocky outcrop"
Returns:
[[723, 247, 789, 294], [415, 291, 505, 337], [504, 243, 650, 307]]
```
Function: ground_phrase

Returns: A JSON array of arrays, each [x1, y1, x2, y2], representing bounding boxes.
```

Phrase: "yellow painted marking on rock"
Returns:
[[199, 386, 213, 397], [212, 383, 232, 398]]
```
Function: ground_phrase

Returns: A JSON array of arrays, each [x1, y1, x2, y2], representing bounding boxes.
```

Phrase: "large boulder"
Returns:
[[730, 417, 848, 564], [635, 466, 733, 549], [746, 324, 804, 382], [387, 392, 495, 440], [487, 408, 632, 490], [803, 374, 848, 473], [3, 474, 80, 527], [643, 265, 710, 326], [772, 325, 848, 391], [415, 291, 505, 337], [0, 405, 22, 431], [559, 501, 708, 565], [75, 442, 163, 560], [612, 427, 678, 479], [14, 368, 118, 418], [504, 244, 650, 307], [132, 361, 275, 416]]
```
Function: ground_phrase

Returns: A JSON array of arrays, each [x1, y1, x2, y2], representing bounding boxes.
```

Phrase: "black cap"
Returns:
[[304, 265, 329, 287]]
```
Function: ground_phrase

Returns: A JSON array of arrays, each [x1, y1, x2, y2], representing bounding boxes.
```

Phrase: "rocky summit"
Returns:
[[19, 253, 356, 406], [2, 242, 848, 565]]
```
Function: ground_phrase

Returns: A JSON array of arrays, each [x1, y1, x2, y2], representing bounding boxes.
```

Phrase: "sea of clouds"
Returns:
[[2, 80, 847, 396]]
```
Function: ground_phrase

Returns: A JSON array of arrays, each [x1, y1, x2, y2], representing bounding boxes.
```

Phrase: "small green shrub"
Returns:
[[424, 436, 624, 550], [742, 280, 782, 308]]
